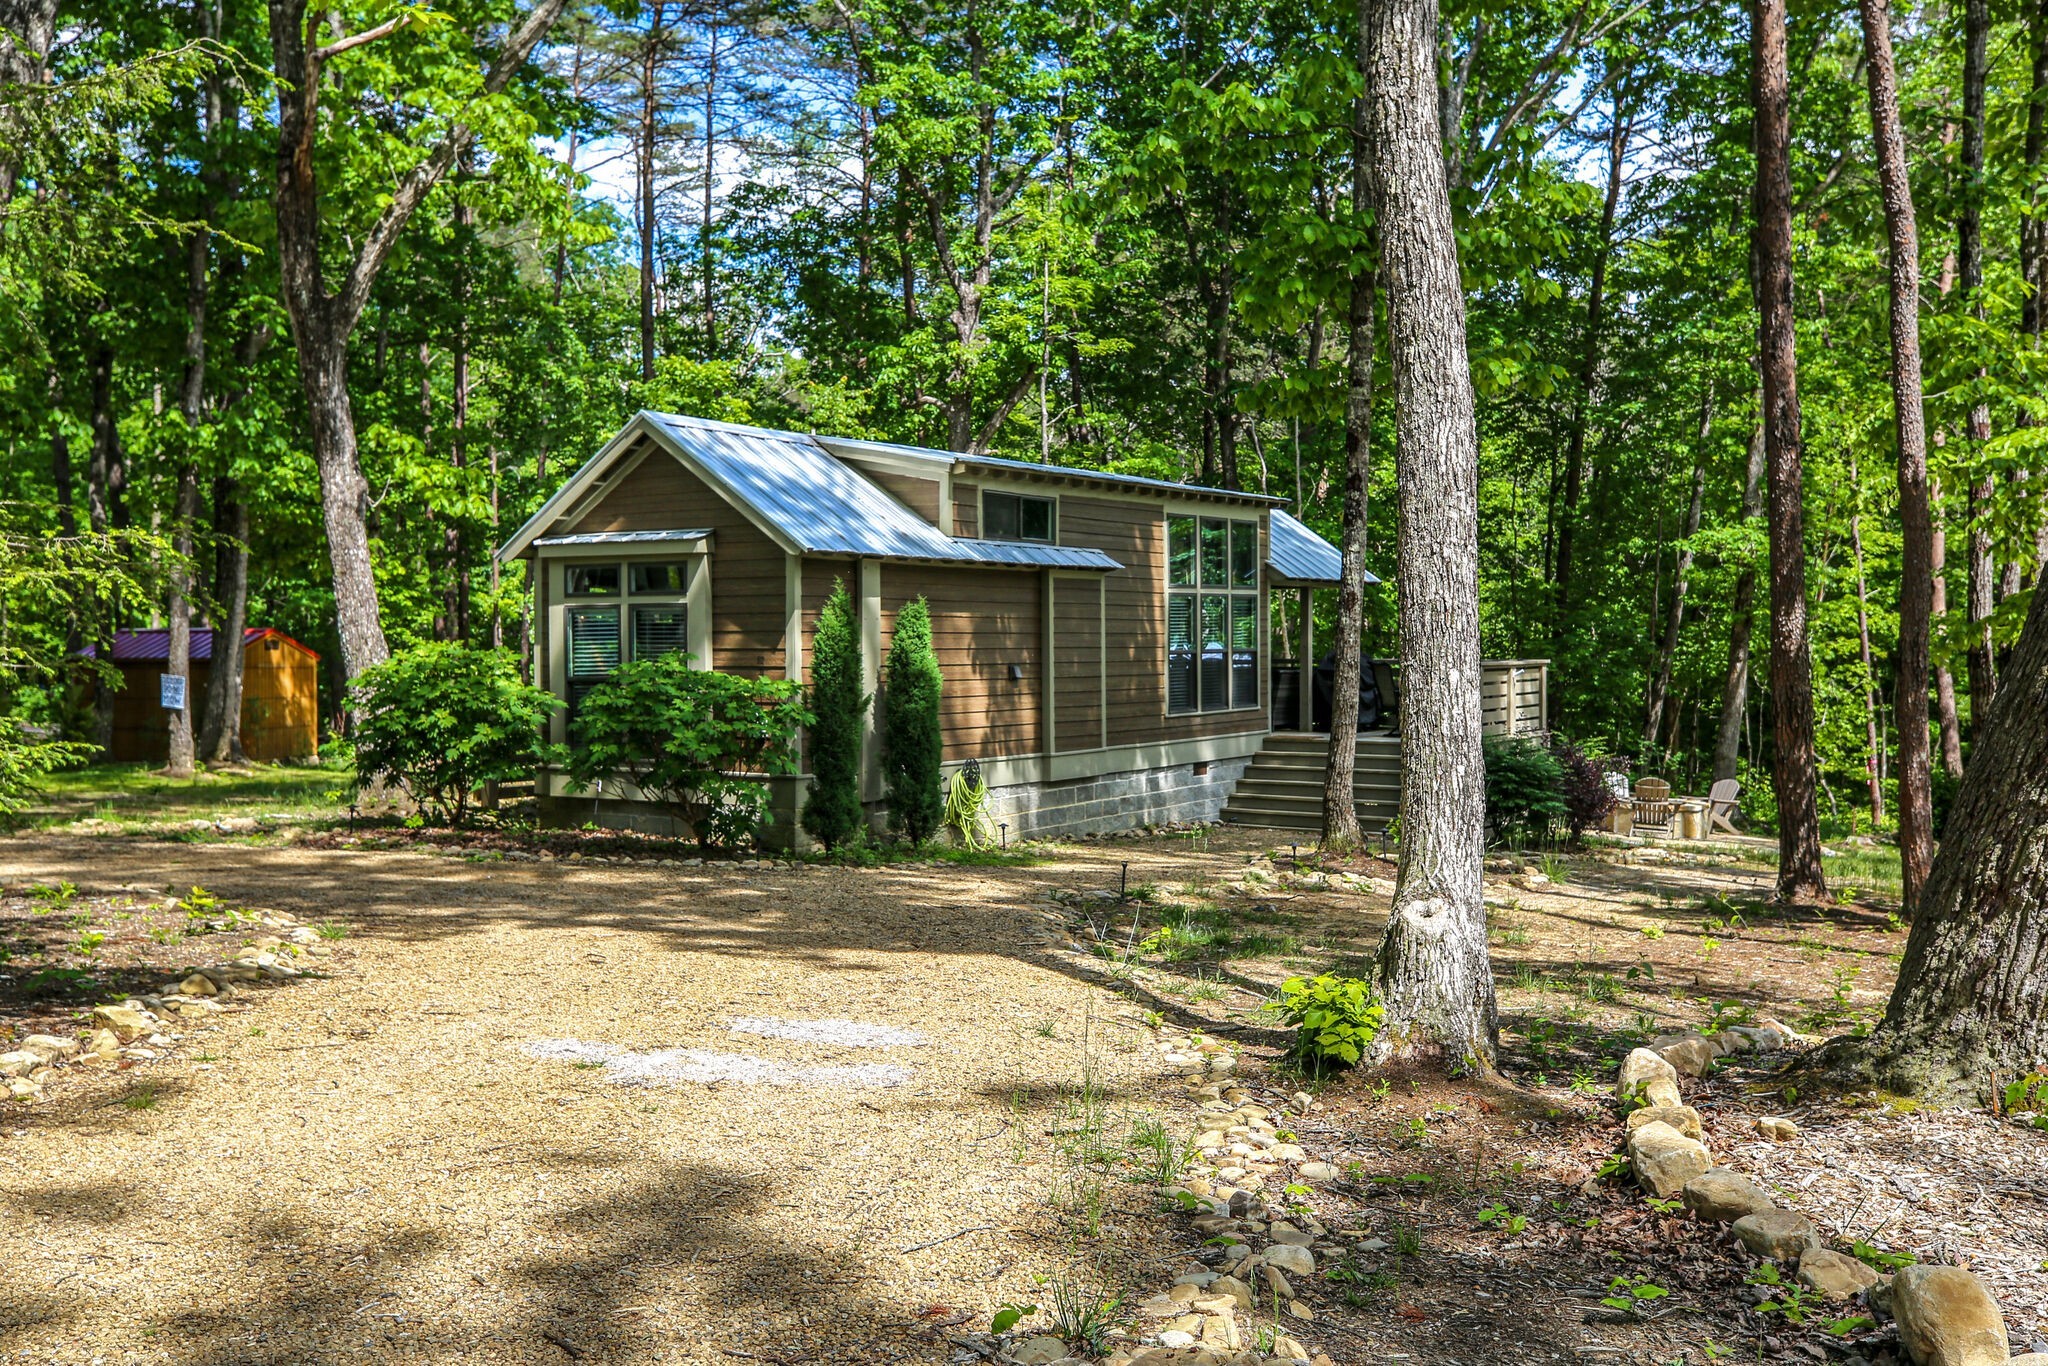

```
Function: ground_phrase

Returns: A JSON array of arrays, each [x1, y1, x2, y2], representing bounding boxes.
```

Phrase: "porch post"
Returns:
[[1298, 586, 1314, 732]]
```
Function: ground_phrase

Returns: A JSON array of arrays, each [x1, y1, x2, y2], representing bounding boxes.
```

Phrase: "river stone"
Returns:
[[1731, 1209, 1820, 1260], [1797, 1248, 1880, 1300], [1010, 1335, 1070, 1364], [1208, 1275, 1253, 1312], [1892, 1265, 2009, 1366], [1296, 1161, 1339, 1183], [1618, 1047, 1680, 1100], [1627, 1104, 1705, 1142], [178, 973, 220, 997], [19, 1035, 79, 1062], [1756, 1115, 1800, 1142], [1682, 1168, 1776, 1221], [1642, 1075, 1685, 1108], [1654, 1033, 1721, 1078], [91, 1005, 152, 1043], [1628, 1119, 1711, 1197], [1262, 1244, 1315, 1276], [1268, 1223, 1314, 1247], [0, 1052, 37, 1078]]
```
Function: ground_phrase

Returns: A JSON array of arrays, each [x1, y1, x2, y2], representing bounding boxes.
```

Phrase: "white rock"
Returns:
[[1262, 1244, 1315, 1276]]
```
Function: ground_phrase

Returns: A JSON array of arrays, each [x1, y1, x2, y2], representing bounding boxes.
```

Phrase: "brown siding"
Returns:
[[1051, 576, 1104, 753], [567, 444, 787, 674], [867, 471, 943, 527], [104, 641, 319, 764], [878, 563, 1041, 762], [952, 482, 979, 538], [1056, 496, 1268, 744]]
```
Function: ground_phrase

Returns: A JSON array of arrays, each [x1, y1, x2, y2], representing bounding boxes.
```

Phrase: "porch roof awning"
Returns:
[[1266, 509, 1375, 587]]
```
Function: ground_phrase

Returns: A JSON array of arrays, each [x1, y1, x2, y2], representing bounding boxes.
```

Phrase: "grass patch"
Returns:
[[1821, 846, 1903, 900], [29, 760, 353, 830]]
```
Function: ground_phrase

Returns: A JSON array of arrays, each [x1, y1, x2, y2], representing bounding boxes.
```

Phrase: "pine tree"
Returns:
[[803, 579, 866, 849], [882, 597, 944, 844]]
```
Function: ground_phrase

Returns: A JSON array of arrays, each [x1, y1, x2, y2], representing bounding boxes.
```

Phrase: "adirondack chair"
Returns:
[[1633, 778, 1674, 832], [1706, 778, 1741, 836]]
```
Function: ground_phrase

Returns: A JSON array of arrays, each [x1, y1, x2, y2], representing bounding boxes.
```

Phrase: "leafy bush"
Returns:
[[0, 723, 93, 826], [882, 596, 945, 844], [1482, 736, 1566, 847], [803, 579, 868, 849], [348, 644, 560, 825], [1553, 737, 1628, 842], [567, 653, 808, 849], [1266, 972, 1385, 1070]]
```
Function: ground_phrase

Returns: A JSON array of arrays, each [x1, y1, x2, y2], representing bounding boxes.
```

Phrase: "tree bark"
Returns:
[[1961, 0, 1999, 736], [1823, 574, 2048, 1104], [1363, 0, 1495, 1068], [1860, 0, 1935, 907], [1931, 481, 1965, 775], [1712, 418, 1766, 783], [1322, 48, 1376, 855], [1645, 393, 1709, 745], [269, 0, 569, 682], [1751, 0, 1827, 903], [85, 345, 124, 751], [1850, 455, 1884, 825], [198, 480, 248, 764], [0, 0, 56, 202], [636, 1, 667, 382], [1552, 94, 1629, 645]]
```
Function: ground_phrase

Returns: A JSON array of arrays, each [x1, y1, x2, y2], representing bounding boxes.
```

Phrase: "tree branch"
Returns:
[[312, 11, 414, 65]]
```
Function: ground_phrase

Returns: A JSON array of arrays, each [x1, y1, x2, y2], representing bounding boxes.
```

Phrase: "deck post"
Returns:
[[1297, 587, 1314, 732]]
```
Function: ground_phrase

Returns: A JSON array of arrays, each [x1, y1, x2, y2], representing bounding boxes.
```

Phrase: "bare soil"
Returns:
[[1, 826, 2040, 1366]]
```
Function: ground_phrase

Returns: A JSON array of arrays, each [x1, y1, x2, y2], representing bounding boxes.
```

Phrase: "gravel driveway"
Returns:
[[0, 836, 1210, 1366]]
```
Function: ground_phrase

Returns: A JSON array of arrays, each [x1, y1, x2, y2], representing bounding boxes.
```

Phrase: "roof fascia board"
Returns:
[[497, 414, 662, 561]]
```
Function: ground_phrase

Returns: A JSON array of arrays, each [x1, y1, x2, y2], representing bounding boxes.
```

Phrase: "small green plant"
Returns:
[[1476, 1204, 1529, 1234], [29, 881, 77, 908], [122, 1086, 159, 1111], [1538, 851, 1570, 885], [1126, 1117, 1188, 1186], [1849, 1240, 1916, 1272], [317, 922, 348, 941], [1600, 1275, 1669, 1314], [1264, 972, 1384, 1070], [1638, 921, 1665, 940], [73, 930, 105, 960], [1037, 1275, 1122, 1356], [1568, 1067, 1600, 1095], [990, 1303, 1037, 1335], [178, 886, 220, 918], [1366, 1077, 1392, 1102], [1747, 1264, 1818, 1324], [1483, 737, 1567, 847], [1389, 1223, 1421, 1257], [881, 596, 945, 844], [1595, 1152, 1633, 1181]]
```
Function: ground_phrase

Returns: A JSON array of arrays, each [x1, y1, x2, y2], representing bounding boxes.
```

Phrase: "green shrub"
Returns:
[[1265, 972, 1385, 1070], [567, 653, 808, 849], [802, 579, 867, 848], [882, 596, 944, 844], [348, 644, 560, 825], [1482, 736, 1566, 848], [0, 723, 93, 826]]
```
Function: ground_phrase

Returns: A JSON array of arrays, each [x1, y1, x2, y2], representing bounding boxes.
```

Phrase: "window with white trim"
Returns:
[[1166, 516, 1259, 714], [563, 560, 694, 713]]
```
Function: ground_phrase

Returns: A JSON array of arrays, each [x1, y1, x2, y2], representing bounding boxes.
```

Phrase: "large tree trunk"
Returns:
[[1860, 0, 1936, 909], [1823, 575, 2048, 1104], [198, 480, 248, 764], [1751, 0, 1827, 903], [1322, 54, 1376, 855], [1712, 419, 1767, 783], [1551, 96, 1629, 647], [85, 345, 124, 752], [0, 0, 57, 202], [1645, 396, 1708, 745], [1960, 0, 1999, 737], [1363, 0, 1495, 1068], [1851, 461, 1884, 825], [269, 0, 567, 683]]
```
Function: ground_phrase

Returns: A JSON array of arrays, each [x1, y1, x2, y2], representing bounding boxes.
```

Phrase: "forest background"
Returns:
[[3, 0, 2045, 839]]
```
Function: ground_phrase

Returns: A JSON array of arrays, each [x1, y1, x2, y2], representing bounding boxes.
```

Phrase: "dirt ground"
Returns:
[[2, 826, 2042, 1366]]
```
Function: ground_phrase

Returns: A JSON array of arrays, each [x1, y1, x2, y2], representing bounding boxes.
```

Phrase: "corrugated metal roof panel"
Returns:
[[1267, 509, 1375, 586], [87, 628, 318, 663], [535, 529, 713, 547], [956, 450, 1285, 504], [648, 414, 1120, 570]]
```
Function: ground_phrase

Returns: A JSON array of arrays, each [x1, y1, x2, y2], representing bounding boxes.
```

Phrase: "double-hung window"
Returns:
[[982, 490, 1056, 542], [1166, 516, 1259, 714], [563, 560, 693, 713]]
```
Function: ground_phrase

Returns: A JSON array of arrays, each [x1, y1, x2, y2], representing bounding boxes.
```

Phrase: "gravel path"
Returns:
[[0, 836, 1209, 1366]]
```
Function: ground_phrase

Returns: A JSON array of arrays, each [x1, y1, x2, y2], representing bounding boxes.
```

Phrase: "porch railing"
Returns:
[[1270, 657, 1550, 737]]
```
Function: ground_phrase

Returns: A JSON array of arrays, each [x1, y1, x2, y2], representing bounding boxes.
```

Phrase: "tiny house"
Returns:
[[96, 628, 321, 764]]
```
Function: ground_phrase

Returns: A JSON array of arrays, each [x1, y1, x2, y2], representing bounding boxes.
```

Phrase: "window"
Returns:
[[632, 605, 689, 662], [565, 564, 620, 597], [567, 606, 620, 711], [983, 490, 1055, 543], [1165, 515, 1260, 714], [630, 562, 689, 594]]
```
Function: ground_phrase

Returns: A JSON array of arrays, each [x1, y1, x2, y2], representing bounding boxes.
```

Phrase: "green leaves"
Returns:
[[1265, 972, 1385, 1069]]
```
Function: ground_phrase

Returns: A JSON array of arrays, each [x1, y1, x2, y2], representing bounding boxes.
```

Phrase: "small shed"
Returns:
[[96, 628, 320, 763]]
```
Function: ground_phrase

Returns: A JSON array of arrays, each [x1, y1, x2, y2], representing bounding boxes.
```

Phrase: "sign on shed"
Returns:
[[159, 673, 186, 711]]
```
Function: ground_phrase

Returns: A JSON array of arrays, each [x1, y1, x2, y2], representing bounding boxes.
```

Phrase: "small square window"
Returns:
[[630, 562, 689, 595], [565, 564, 620, 597], [983, 491, 1056, 543]]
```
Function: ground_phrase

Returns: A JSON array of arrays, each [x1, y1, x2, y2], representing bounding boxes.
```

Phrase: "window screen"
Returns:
[[632, 606, 688, 661], [1166, 595, 1196, 715], [984, 491, 1055, 543], [567, 606, 620, 712], [565, 564, 620, 597]]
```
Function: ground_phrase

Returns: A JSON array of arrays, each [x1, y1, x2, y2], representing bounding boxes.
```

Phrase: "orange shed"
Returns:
[[97, 628, 320, 763]]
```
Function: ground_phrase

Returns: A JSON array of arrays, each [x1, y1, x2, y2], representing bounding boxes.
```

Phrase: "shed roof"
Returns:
[[1267, 509, 1371, 587], [89, 627, 319, 663]]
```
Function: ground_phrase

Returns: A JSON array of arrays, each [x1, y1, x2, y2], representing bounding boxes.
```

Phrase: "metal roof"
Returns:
[[84, 627, 318, 663], [534, 529, 713, 548], [645, 415, 1123, 571], [1267, 509, 1370, 586], [954, 450, 1285, 505]]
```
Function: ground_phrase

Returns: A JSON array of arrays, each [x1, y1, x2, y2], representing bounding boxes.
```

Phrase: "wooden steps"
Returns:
[[1220, 731, 1401, 831]]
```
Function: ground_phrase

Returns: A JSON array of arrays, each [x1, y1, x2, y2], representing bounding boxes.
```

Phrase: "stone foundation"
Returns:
[[974, 758, 1251, 841]]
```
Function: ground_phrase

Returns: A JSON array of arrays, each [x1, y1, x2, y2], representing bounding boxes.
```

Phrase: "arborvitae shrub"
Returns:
[[803, 579, 866, 848], [882, 597, 944, 843]]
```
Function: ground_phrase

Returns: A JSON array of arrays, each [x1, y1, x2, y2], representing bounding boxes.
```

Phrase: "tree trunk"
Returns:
[[1931, 481, 1965, 775], [1551, 96, 1629, 645], [637, 2, 664, 383], [1712, 418, 1766, 783], [198, 481, 248, 763], [0, 0, 56, 202], [85, 345, 124, 751], [1860, 0, 1935, 906], [1960, 0, 1999, 737], [1851, 456, 1884, 825], [1322, 55, 1376, 855], [1967, 474, 1998, 733], [1363, 0, 1495, 1068], [1824, 575, 2048, 1104], [1645, 394, 1709, 745], [702, 21, 719, 352], [163, 463, 199, 778], [1752, 0, 1827, 903], [2027, 0, 2048, 342]]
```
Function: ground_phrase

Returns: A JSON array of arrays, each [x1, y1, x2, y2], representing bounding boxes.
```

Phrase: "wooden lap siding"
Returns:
[[877, 564, 1042, 762], [568, 447, 786, 674], [1051, 576, 1105, 753], [867, 471, 944, 527], [1056, 495, 1268, 744], [952, 482, 979, 538]]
